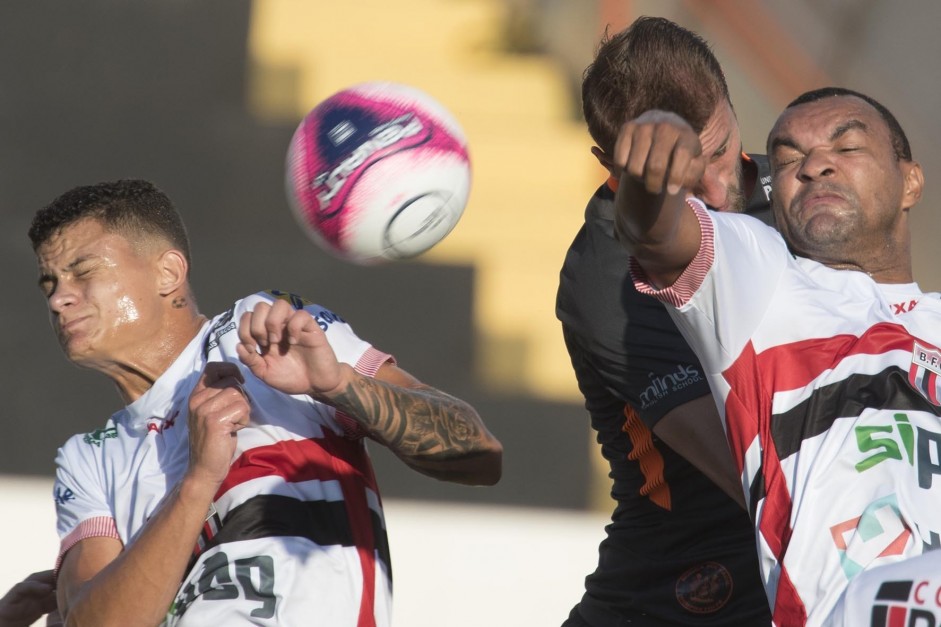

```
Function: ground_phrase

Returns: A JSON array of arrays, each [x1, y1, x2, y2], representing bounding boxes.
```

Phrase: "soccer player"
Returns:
[[613, 88, 941, 624], [28, 179, 503, 626], [556, 17, 771, 625], [0, 570, 58, 627]]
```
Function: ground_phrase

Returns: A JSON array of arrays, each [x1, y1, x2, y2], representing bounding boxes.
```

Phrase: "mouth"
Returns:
[[57, 315, 88, 337], [796, 188, 846, 217]]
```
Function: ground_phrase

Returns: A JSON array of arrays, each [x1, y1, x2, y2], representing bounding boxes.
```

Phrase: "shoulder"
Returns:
[[558, 185, 639, 336], [59, 420, 119, 461], [710, 205, 788, 257], [221, 290, 380, 365]]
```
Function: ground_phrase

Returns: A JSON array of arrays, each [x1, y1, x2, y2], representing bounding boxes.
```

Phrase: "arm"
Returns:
[[0, 569, 58, 627], [57, 363, 250, 627], [611, 110, 707, 287], [652, 396, 745, 509], [235, 299, 502, 486]]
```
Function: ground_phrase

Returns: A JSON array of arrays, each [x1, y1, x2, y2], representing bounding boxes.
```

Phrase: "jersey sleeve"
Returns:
[[246, 291, 395, 439], [53, 432, 120, 571], [630, 198, 789, 376]]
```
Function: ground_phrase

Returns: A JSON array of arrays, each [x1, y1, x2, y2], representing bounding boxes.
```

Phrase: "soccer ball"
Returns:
[[285, 81, 471, 264]]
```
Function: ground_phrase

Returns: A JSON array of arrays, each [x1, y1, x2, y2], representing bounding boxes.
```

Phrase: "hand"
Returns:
[[612, 110, 705, 196], [0, 570, 57, 627], [235, 299, 345, 397], [186, 362, 250, 489]]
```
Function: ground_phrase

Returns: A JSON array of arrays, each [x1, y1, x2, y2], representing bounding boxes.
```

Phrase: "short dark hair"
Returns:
[[581, 16, 731, 155], [784, 87, 912, 161], [29, 179, 192, 268]]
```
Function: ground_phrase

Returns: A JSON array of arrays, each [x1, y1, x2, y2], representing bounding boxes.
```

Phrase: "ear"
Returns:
[[901, 160, 924, 211], [590, 146, 616, 175], [155, 249, 189, 297]]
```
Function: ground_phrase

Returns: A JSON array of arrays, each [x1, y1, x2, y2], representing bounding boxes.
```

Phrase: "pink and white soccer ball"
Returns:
[[285, 81, 471, 264]]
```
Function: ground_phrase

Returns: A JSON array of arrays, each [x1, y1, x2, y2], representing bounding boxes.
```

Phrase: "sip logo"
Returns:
[[855, 413, 941, 489], [871, 579, 940, 627]]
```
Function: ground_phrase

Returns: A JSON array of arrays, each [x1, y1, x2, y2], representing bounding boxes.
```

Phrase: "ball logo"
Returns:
[[312, 111, 431, 218], [286, 81, 471, 264]]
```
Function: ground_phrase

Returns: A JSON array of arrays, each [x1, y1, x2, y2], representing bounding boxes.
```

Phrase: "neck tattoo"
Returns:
[[172, 297, 187, 309]]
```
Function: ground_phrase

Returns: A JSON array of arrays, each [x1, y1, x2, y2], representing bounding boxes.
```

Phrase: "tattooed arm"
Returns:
[[236, 298, 502, 486], [325, 362, 501, 485]]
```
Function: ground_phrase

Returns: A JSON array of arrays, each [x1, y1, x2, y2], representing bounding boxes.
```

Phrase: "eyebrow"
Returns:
[[769, 118, 870, 157], [830, 119, 868, 141], [711, 129, 732, 158], [37, 254, 97, 288], [768, 135, 799, 155]]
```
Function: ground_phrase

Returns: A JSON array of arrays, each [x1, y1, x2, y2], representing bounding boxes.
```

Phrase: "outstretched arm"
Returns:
[[612, 110, 707, 287], [236, 299, 502, 486]]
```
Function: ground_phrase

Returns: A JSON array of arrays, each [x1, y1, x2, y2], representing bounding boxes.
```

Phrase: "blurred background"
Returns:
[[2, 0, 940, 624]]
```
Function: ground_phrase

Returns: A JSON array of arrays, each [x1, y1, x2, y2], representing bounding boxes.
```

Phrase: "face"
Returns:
[[768, 95, 914, 265], [35, 218, 164, 368], [691, 99, 745, 213]]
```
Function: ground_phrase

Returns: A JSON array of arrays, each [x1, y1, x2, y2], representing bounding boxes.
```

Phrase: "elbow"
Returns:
[[411, 438, 503, 486], [469, 441, 503, 486]]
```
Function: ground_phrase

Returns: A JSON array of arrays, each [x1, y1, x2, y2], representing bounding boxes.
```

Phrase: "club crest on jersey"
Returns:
[[909, 341, 941, 406]]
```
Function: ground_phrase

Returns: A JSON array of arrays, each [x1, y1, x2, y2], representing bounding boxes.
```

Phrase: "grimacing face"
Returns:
[[768, 95, 915, 266], [35, 218, 165, 368], [691, 98, 745, 214]]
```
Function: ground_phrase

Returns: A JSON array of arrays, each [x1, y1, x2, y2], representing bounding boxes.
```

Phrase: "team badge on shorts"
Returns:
[[674, 562, 733, 613], [909, 341, 941, 406]]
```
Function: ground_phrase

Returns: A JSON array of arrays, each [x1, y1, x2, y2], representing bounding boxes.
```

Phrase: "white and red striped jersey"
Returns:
[[632, 200, 941, 626], [53, 290, 393, 626]]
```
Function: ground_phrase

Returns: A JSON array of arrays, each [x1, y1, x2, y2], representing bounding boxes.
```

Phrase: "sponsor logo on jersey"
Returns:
[[267, 289, 312, 310], [83, 426, 118, 447], [674, 562, 733, 614], [147, 410, 179, 434], [830, 495, 912, 579], [759, 174, 772, 202], [869, 579, 941, 627], [855, 412, 941, 489], [893, 299, 920, 315], [639, 364, 703, 409], [203, 307, 236, 356], [54, 486, 75, 505]]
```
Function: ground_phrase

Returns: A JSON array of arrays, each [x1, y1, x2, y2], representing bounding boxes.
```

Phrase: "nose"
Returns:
[[797, 148, 835, 181], [692, 166, 727, 210], [47, 279, 78, 315]]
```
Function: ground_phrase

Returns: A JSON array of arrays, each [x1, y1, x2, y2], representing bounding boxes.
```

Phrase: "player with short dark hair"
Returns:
[[30, 179, 502, 626], [614, 86, 941, 623], [557, 16, 771, 626]]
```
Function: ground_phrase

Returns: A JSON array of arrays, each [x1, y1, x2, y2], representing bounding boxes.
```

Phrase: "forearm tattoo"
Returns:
[[329, 375, 486, 459]]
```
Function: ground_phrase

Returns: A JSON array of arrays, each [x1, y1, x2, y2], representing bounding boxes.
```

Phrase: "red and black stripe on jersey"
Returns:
[[724, 321, 941, 624], [184, 428, 389, 623]]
